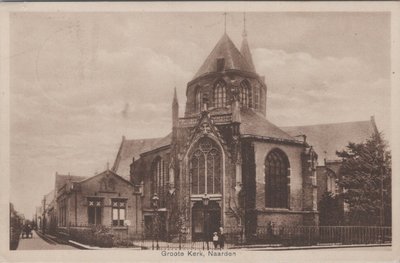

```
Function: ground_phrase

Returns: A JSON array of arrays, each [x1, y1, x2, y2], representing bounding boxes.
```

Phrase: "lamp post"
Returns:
[[202, 194, 210, 250], [151, 193, 160, 250]]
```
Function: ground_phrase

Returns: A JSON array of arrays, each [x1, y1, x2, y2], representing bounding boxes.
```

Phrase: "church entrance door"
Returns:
[[191, 201, 221, 241]]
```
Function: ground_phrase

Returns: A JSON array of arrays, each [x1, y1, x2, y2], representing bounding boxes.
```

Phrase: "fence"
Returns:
[[56, 225, 391, 249], [250, 225, 392, 247]]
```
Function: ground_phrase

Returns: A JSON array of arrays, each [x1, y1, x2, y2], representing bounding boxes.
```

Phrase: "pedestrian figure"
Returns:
[[212, 232, 219, 249], [27, 224, 32, 238], [218, 227, 225, 249], [21, 224, 27, 239]]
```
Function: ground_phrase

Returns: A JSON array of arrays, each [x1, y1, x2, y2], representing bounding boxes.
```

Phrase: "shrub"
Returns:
[[68, 225, 114, 248]]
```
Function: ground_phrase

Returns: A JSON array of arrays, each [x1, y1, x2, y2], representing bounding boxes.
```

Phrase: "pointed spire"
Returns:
[[242, 12, 247, 38], [173, 87, 178, 105], [172, 87, 179, 128], [240, 13, 255, 71], [224, 12, 227, 34]]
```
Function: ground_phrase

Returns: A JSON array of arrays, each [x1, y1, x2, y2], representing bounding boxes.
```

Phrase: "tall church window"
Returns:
[[88, 198, 103, 225], [213, 81, 226, 108], [327, 170, 338, 195], [196, 88, 202, 112], [190, 138, 222, 195], [152, 157, 167, 208], [59, 198, 67, 227], [240, 80, 252, 107], [253, 85, 260, 109], [265, 149, 290, 208]]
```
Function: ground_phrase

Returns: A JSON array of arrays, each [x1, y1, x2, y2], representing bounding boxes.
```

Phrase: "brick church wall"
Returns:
[[253, 141, 304, 211]]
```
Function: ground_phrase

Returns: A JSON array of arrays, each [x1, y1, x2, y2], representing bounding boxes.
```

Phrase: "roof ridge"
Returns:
[[281, 119, 372, 129], [124, 136, 164, 142]]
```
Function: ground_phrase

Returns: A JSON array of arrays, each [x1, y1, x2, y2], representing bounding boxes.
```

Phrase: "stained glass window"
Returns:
[[240, 80, 252, 107], [152, 157, 167, 208], [213, 81, 226, 108], [196, 88, 202, 112], [253, 85, 259, 109], [265, 149, 290, 208], [190, 138, 222, 195]]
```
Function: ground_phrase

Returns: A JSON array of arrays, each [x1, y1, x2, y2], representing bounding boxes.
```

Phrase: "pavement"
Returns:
[[234, 243, 392, 251], [17, 231, 78, 250]]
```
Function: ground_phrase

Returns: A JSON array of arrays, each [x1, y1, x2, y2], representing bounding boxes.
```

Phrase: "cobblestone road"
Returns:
[[17, 231, 77, 250]]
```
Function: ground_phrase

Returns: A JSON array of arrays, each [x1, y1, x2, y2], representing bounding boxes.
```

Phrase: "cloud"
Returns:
[[253, 48, 390, 129]]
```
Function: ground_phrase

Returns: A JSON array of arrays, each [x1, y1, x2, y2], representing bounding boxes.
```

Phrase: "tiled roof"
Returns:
[[193, 34, 255, 79], [240, 109, 298, 142], [55, 174, 87, 193], [281, 118, 377, 163], [112, 133, 172, 179]]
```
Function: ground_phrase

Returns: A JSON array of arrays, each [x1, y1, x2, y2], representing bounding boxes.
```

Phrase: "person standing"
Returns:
[[212, 232, 219, 249], [218, 227, 225, 249]]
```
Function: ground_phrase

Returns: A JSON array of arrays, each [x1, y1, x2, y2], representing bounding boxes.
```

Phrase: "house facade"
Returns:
[[55, 170, 142, 238]]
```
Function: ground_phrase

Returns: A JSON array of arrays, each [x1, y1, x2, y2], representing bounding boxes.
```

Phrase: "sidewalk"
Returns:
[[232, 243, 392, 251], [17, 231, 77, 250]]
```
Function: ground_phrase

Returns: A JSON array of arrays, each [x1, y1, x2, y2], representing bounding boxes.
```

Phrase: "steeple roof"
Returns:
[[172, 87, 178, 105], [240, 36, 255, 71], [193, 34, 255, 79]]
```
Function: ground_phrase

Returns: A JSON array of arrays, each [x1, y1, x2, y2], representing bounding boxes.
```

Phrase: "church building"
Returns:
[[112, 29, 323, 241]]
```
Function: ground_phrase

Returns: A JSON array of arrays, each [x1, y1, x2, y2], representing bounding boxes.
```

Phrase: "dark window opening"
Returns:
[[88, 198, 103, 225], [216, 58, 225, 72], [265, 149, 290, 208]]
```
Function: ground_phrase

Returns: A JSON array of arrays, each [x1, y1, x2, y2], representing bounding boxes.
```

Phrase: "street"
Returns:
[[17, 231, 78, 250]]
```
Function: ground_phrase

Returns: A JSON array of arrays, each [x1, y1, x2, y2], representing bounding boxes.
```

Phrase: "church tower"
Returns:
[[168, 15, 317, 241], [184, 30, 267, 118]]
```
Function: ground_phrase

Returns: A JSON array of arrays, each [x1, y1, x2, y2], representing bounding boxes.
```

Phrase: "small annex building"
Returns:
[[55, 170, 142, 238]]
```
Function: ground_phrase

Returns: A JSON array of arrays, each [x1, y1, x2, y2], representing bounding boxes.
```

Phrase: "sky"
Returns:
[[9, 12, 391, 218]]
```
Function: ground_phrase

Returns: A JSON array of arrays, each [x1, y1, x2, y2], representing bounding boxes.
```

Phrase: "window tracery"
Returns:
[[265, 149, 290, 208], [152, 157, 167, 207], [190, 138, 222, 195], [240, 80, 252, 108], [213, 81, 227, 108]]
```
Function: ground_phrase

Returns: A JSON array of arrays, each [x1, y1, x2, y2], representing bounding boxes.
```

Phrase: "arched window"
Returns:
[[253, 85, 260, 109], [213, 81, 226, 108], [152, 157, 167, 207], [265, 149, 290, 208], [190, 138, 222, 195], [327, 170, 338, 195], [195, 87, 202, 112], [240, 80, 252, 107]]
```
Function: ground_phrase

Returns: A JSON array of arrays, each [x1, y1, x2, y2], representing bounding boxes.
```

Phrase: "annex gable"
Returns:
[[77, 170, 135, 195]]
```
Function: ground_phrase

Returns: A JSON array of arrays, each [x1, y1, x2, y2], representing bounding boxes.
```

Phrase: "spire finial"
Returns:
[[224, 12, 227, 34], [242, 12, 247, 38]]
